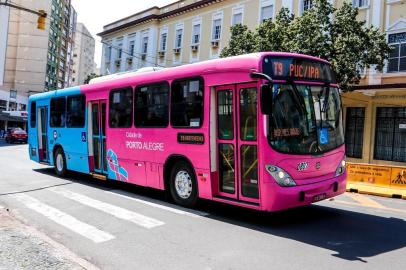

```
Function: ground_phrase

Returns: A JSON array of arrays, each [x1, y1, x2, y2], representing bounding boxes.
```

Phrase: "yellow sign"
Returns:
[[347, 164, 392, 186], [391, 168, 406, 188]]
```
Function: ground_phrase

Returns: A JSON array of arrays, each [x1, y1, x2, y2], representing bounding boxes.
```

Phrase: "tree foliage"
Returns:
[[220, 0, 391, 90], [84, 73, 101, 84]]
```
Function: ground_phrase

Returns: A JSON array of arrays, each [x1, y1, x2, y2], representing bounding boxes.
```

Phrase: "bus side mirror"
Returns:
[[260, 83, 273, 115]]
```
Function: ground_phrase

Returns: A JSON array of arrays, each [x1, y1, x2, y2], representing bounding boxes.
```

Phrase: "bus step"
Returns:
[[39, 162, 50, 165], [91, 173, 107, 181]]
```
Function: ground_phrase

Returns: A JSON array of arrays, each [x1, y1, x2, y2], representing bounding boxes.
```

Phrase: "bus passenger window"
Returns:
[[67, 95, 85, 128], [171, 77, 203, 128], [50, 97, 66, 128], [109, 87, 133, 128], [135, 82, 169, 127], [240, 88, 257, 141], [30, 101, 36, 128]]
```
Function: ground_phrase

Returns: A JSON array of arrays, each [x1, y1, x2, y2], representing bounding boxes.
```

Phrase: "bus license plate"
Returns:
[[312, 193, 326, 202]]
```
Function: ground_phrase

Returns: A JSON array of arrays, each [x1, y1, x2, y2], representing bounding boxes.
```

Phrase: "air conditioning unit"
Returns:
[[211, 41, 219, 48], [173, 48, 181, 54], [141, 53, 147, 61], [158, 51, 165, 57], [115, 59, 121, 66], [191, 45, 199, 52]]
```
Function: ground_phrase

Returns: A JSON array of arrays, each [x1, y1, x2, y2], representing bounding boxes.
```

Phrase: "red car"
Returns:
[[5, 128, 28, 144]]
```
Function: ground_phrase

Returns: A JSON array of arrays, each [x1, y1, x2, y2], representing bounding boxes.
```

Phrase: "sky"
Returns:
[[71, 0, 175, 69]]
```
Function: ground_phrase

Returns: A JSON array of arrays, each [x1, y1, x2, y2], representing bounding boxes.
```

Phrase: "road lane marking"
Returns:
[[345, 193, 386, 209], [50, 188, 164, 229], [13, 194, 115, 243], [106, 190, 209, 218]]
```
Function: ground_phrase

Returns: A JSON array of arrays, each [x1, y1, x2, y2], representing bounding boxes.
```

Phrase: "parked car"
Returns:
[[5, 128, 28, 144]]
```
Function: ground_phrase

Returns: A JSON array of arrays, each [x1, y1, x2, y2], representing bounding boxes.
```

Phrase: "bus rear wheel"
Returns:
[[54, 148, 67, 177], [169, 161, 198, 208]]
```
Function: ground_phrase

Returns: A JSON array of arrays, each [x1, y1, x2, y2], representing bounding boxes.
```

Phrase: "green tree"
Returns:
[[219, 24, 256, 57], [221, 0, 391, 90], [84, 73, 101, 84]]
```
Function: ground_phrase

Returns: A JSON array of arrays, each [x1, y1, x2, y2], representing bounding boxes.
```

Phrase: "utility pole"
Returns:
[[0, 0, 47, 30]]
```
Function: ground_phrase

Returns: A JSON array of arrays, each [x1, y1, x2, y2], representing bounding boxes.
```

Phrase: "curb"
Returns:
[[346, 182, 406, 200]]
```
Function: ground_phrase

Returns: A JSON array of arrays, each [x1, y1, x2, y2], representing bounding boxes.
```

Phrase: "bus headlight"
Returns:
[[335, 159, 346, 176], [265, 165, 296, 187]]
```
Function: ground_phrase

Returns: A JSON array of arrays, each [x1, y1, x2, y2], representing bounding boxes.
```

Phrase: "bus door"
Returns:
[[89, 100, 107, 174], [38, 106, 49, 163], [216, 83, 259, 203]]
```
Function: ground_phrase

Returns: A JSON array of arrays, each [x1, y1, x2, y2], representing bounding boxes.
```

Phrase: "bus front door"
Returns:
[[90, 100, 107, 175], [216, 83, 259, 203], [38, 106, 49, 163]]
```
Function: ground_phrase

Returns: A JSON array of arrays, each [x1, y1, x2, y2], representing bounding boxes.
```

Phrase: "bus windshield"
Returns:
[[269, 83, 344, 154]]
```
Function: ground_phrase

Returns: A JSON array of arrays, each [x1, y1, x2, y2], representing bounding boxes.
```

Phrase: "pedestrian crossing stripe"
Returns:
[[13, 193, 115, 243], [50, 188, 165, 229]]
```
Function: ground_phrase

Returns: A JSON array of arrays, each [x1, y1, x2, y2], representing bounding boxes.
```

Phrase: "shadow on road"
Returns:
[[0, 140, 27, 148], [33, 167, 406, 263]]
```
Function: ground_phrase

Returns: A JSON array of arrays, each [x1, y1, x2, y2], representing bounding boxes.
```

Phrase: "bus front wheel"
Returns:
[[169, 161, 198, 208], [54, 148, 67, 177]]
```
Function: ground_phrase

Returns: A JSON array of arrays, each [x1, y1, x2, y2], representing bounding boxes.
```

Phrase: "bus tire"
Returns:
[[54, 148, 67, 177], [169, 161, 198, 207]]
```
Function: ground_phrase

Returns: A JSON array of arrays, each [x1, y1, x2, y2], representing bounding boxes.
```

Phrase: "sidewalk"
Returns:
[[0, 206, 97, 270]]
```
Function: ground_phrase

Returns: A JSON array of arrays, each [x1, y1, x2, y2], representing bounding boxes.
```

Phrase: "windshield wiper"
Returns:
[[286, 78, 307, 116]]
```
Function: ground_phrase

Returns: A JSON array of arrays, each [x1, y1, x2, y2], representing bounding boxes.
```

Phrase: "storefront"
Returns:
[[0, 111, 28, 134], [342, 84, 406, 196]]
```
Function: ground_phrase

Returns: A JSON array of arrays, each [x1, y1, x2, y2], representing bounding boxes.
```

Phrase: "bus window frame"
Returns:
[[134, 81, 170, 128], [66, 94, 86, 128], [50, 96, 67, 128], [30, 101, 36, 128], [108, 86, 134, 129], [170, 76, 205, 129]]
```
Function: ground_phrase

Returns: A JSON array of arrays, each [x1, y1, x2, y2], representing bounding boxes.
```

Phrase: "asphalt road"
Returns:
[[0, 142, 406, 270]]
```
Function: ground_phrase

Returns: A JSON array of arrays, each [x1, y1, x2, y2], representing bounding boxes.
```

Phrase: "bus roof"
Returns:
[[29, 52, 329, 100]]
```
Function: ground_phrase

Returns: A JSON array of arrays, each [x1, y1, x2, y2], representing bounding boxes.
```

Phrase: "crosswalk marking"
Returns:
[[13, 194, 115, 243], [106, 190, 209, 218], [50, 188, 164, 229]]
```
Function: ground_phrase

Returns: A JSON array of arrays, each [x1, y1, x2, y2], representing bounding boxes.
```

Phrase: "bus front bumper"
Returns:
[[263, 173, 347, 212]]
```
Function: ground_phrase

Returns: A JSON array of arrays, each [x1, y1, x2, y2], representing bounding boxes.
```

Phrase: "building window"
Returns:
[[352, 0, 368, 8], [171, 77, 204, 128], [67, 95, 85, 128], [192, 24, 200, 44], [160, 33, 167, 51], [232, 11, 243, 25], [18, 103, 26, 111], [260, 5, 273, 22], [374, 107, 406, 162], [30, 101, 36, 128], [117, 43, 123, 59], [129, 40, 135, 56], [8, 102, 17, 111], [105, 46, 112, 62], [302, 0, 314, 12], [175, 29, 183, 48], [50, 97, 66, 128], [345, 107, 365, 159], [142, 36, 148, 54], [388, 32, 406, 73], [109, 87, 133, 128], [212, 18, 222, 40], [0, 100, 7, 112], [134, 82, 169, 127]]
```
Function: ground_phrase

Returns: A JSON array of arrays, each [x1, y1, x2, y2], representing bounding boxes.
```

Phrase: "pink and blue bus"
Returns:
[[28, 52, 346, 212]]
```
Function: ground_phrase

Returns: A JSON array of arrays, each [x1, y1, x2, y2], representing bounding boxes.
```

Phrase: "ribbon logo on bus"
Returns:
[[106, 149, 128, 181]]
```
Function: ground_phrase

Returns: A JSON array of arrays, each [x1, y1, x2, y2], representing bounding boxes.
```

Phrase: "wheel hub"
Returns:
[[56, 154, 63, 172], [175, 170, 192, 199]]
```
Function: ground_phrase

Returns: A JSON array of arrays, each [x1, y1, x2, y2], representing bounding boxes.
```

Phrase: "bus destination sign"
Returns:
[[263, 56, 336, 83]]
